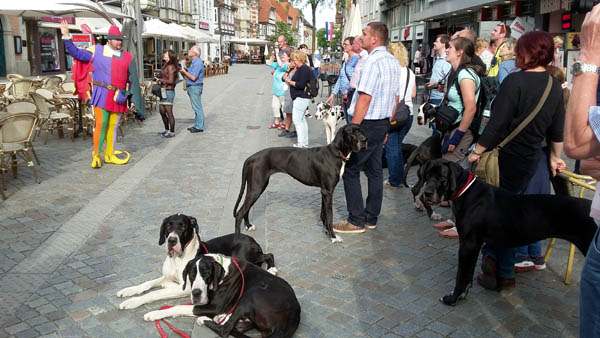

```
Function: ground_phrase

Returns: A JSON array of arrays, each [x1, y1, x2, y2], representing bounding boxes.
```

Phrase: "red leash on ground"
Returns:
[[155, 303, 193, 338]]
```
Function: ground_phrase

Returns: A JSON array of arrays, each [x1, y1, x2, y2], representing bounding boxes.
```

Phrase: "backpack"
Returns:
[[304, 72, 319, 101], [452, 67, 487, 140]]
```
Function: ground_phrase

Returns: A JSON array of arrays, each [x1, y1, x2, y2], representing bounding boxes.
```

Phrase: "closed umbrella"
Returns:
[[0, 0, 130, 20], [343, 3, 362, 39]]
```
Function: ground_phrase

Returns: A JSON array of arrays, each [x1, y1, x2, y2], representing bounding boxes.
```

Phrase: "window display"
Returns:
[[40, 28, 60, 72]]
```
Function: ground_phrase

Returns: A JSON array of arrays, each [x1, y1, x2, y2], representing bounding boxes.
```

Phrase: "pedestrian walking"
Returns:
[[180, 45, 206, 133], [283, 51, 312, 148], [157, 49, 178, 138], [60, 20, 145, 168], [333, 22, 401, 234]]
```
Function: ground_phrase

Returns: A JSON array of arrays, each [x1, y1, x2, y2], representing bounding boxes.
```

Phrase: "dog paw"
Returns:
[[413, 201, 424, 211], [439, 294, 458, 306], [116, 287, 138, 298], [267, 267, 279, 275], [245, 225, 256, 231], [196, 316, 212, 326], [430, 212, 442, 221], [118, 298, 142, 310], [144, 310, 165, 321], [331, 236, 343, 243]]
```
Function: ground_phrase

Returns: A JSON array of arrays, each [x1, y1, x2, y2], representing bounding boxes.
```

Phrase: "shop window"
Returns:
[[40, 28, 60, 72]]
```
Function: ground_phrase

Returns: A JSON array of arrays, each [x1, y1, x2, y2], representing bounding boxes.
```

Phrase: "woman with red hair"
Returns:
[[467, 31, 567, 291]]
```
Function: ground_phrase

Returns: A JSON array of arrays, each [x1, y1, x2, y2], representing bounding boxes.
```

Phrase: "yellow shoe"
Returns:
[[91, 154, 102, 168], [104, 150, 130, 165]]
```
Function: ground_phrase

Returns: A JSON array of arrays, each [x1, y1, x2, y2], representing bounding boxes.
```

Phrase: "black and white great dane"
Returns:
[[116, 213, 276, 312], [144, 254, 301, 338], [416, 159, 597, 306], [314, 101, 345, 144], [233, 124, 368, 243]]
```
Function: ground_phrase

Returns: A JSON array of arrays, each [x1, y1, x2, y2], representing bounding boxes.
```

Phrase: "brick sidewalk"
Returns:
[[0, 65, 583, 338]]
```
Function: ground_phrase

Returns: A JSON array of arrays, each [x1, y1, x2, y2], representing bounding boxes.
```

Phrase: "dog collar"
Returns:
[[337, 151, 350, 162], [450, 172, 476, 201]]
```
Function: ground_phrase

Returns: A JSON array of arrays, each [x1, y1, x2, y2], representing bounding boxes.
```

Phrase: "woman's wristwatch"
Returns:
[[471, 150, 482, 156]]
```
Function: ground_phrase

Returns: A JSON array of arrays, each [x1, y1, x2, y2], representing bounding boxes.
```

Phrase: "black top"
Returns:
[[479, 71, 565, 191], [290, 64, 312, 100]]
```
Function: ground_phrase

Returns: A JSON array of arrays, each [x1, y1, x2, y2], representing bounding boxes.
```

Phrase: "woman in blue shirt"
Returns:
[[267, 50, 290, 129], [326, 37, 359, 123]]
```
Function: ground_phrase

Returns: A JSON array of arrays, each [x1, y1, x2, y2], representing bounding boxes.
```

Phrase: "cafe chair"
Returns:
[[41, 76, 63, 92], [6, 79, 34, 102], [6, 101, 40, 164], [58, 81, 75, 94], [6, 74, 24, 81], [0, 112, 40, 197], [30, 92, 73, 144]]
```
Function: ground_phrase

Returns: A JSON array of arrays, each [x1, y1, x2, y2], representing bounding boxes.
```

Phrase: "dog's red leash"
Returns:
[[217, 257, 245, 325], [155, 303, 193, 338], [451, 171, 476, 200]]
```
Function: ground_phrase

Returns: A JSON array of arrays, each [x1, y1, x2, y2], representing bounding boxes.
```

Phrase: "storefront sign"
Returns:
[[510, 17, 534, 39], [477, 8, 487, 21], [415, 24, 424, 40], [71, 34, 93, 49], [510, 1, 522, 18], [391, 29, 400, 42], [197, 21, 210, 31], [41, 17, 75, 24], [492, 5, 503, 21], [402, 26, 412, 41], [39, 27, 60, 72], [540, 0, 570, 14]]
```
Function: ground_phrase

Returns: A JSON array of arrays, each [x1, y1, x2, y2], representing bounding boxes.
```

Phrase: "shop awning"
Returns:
[[142, 19, 187, 40], [75, 17, 122, 35], [0, 0, 130, 20], [228, 38, 273, 46]]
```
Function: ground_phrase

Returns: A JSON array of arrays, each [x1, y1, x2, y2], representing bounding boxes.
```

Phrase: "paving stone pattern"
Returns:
[[0, 65, 584, 337]]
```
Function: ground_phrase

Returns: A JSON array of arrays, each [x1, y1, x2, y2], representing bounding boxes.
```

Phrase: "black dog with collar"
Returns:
[[417, 159, 597, 306], [183, 254, 301, 338], [233, 124, 368, 243]]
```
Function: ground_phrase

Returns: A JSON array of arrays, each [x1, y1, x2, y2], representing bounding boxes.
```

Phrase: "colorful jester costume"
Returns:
[[63, 25, 145, 168]]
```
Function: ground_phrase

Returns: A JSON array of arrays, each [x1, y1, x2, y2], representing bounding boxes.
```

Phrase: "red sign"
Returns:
[[403, 27, 410, 40], [42, 17, 75, 24], [510, 2, 522, 17], [198, 21, 209, 30], [492, 5, 503, 21], [562, 13, 571, 30], [477, 8, 487, 21]]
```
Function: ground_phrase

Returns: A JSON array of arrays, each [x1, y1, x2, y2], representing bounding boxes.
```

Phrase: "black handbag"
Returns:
[[433, 104, 460, 133], [389, 67, 411, 132], [151, 83, 162, 99]]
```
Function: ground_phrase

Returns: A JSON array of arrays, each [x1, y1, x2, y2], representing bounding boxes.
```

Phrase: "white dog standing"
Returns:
[[315, 102, 345, 144]]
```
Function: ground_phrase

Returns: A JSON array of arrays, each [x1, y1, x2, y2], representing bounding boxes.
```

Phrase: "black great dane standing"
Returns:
[[233, 124, 368, 243], [416, 159, 597, 305]]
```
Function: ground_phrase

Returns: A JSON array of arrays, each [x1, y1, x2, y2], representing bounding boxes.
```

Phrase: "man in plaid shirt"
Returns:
[[334, 22, 401, 234]]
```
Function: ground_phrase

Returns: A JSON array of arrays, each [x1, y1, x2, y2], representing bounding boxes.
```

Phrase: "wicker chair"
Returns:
[[59, 80, 75, 94], [6, 73, 24, 81], [30, 92, 73, 144], [0, 112, 40, 197], [6, 79, 34, 102], [5, 102, 40, 165], [42, 76, 63, 92]]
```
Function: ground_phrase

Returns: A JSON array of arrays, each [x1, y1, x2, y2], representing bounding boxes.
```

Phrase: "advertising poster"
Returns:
[[71, 34, 93, 49], [567, 32, 581, 49]]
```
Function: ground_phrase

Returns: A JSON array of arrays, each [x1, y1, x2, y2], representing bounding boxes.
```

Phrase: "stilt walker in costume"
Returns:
[[60, 20, 146, 168]]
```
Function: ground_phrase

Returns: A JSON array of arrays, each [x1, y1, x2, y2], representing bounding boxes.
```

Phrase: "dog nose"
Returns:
[[423, 189, 434, 198], [192, 289, 201, 298], [167, 237, 177, 246]]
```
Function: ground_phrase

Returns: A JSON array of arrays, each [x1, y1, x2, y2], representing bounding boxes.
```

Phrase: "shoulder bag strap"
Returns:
[[498, 75, 553, 149], [344, 61, 350, 82], [400, 67, 410, 104]]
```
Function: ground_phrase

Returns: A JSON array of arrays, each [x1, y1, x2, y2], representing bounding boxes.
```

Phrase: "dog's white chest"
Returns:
[[339, 152, 351, 177]]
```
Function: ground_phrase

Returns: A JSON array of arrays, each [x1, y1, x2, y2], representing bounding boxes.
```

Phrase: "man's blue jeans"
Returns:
[[187, 84, 205, 130], [580, 224, 600, 337], [384, 115, 413, 186]]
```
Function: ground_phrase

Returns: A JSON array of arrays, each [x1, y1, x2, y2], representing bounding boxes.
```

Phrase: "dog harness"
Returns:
[[451, 171, 477, 201]]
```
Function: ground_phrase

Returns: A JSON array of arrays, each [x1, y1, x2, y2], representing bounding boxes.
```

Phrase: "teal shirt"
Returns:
[[269, 62, 289, 97], [447, 68, 480, 123]]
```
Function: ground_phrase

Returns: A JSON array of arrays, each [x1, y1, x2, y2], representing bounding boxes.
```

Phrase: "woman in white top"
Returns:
[[385, 43, 417, 187]]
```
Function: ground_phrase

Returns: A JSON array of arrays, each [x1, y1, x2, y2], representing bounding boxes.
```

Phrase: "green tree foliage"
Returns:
[[291, 0, 334, 52], [316, 28, 342, 52], [268, 22, 298, 47]]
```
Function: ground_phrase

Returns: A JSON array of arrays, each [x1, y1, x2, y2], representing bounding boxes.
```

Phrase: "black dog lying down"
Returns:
[[233, 124, 368, 243], [145, 254, 301, 338], [416, 159, 597, 306]]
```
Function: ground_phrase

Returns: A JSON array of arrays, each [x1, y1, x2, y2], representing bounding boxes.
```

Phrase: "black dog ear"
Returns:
[[446, 161, 463, 195], [189, 216, 201, 244], [210, 261, 225, 291], [159, 217, 168, 246], [182, 259, 195, 291]]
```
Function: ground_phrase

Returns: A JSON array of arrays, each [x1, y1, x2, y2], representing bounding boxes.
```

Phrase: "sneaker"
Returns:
[[531, 256, 546, 270], [162, 131, 174, 138], [365, 222, 376, 229], [286, 131, 297, 138], [439, 226, 459, 238], [433, 219, 455, 230], [384, 179, 400, 188], [278, 130, 290, 137], [158, 130, 168, 136], [514, 257, 535, 273], [292, 143, 308, 148], [333, 220, 365, 233]]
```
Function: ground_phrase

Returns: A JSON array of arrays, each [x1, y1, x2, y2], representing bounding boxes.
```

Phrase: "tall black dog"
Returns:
[[417, 159, 597, 306], [233, 124, 368, 243]]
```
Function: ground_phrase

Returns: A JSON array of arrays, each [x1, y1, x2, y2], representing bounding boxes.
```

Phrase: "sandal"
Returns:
[[279, 124, 286, 130], [269, 123, 280, 129], [439, 226, 459, 238]]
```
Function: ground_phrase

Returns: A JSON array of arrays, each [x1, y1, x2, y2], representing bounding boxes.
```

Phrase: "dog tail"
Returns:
[[233, 159, 249, 219], [402, 147, 419, 187]]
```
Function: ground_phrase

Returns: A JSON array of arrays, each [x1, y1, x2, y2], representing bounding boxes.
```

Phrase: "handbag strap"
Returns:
[[498, 75, 553, 149], [399, 67, 410, 104]]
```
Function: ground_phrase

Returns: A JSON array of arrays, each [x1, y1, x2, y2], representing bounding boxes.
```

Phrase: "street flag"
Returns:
[[329, 22, 334, 41], [325, 22, 330, 41]]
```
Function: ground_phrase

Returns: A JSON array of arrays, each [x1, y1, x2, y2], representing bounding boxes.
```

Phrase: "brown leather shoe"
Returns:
[[333, 220, 365, 233]]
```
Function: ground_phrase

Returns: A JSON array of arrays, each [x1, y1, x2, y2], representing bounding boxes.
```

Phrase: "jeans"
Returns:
[[343, 119, 389, 227], [159, 89, 175, 105], [292, 97, 311, 146], [187, 84, 205, 130], [384, 115, 413, 186], [344, 89, 355, 124], [580, 223, 600, 338], [516, 150, 550, 259]]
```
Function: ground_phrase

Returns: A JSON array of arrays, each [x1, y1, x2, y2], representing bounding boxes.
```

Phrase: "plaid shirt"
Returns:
[[348, 46, 401, 120], [332, 54, 359, 95]]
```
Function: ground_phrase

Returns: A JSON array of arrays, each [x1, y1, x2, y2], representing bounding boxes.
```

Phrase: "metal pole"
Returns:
[[134, 0, 144, 82]]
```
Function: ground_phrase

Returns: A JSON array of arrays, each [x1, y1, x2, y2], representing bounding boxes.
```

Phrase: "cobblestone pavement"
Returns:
[[0, 65, 585, 338]]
